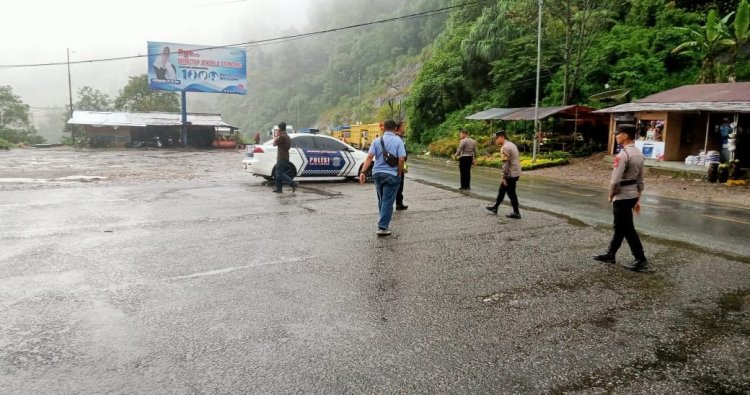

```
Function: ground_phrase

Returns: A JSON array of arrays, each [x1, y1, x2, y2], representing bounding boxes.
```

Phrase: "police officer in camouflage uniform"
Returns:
[[594, 124, 648, 272]]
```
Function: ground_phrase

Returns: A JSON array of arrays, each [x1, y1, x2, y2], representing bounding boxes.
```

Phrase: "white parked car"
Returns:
[[248, 133, 370, 181]]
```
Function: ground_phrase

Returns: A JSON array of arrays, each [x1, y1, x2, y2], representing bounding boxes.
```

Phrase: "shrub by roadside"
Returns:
[[0, 138, 12, 150], [476, 155, 569, 170], [427, 136, 570, 170]]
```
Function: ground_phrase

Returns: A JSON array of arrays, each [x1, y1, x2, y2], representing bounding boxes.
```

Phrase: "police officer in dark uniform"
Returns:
[[454, 130, 477, 190], [594, 124, 648, 271]]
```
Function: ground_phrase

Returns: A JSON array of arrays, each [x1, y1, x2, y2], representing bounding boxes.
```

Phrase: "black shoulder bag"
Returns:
[[379, 136, 399, 167]]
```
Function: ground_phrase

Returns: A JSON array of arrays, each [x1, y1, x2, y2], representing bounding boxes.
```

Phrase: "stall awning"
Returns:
[[498, 105, 578, 121], [594, 102, 750, 114], [466, 105, 598, 121], [595, 82, 750, 114], [465, 108, 522, 120]]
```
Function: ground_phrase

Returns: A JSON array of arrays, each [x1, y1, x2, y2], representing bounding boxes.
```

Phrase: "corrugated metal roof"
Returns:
[[498, 105, 580, 121], [466, 105, 595, 121], [465, 108, 522, 120], [68, 111, 234, 128], [594, 102, 750, 113], [635, 82, 750, 103]]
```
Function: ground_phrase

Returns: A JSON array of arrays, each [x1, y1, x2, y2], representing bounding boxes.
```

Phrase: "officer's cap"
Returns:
[[615, 124, 636, 138]]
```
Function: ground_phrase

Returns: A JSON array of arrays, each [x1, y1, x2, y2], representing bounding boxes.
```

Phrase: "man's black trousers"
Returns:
[[492, 176, 520, 214], [396, 174, 405, 207], [607, 198, 645, 259], [459, 156, 473, 189]]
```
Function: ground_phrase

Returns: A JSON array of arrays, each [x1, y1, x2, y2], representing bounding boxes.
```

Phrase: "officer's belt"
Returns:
[[619, 179, 637, 186]]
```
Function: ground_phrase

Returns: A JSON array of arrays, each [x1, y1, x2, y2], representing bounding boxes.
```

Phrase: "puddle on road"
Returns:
[[0, 176, 107, 184], [0, 178, 50, 183], [55, 176, 107, 182]]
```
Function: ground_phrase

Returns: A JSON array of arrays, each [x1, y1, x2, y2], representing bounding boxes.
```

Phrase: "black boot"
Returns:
[[624, 258, 648, 272], [485, 205, 498, 215], [593, 253, 616, 264]]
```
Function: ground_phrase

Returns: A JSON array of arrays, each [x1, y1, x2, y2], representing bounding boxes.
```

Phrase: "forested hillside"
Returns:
[[218, 0, 748, 148], [407, 0, 749, 146], [217, 0, 451, 135]]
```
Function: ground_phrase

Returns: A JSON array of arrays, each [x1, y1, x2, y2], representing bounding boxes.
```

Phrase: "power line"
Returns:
[[0, 0, 487, 70]]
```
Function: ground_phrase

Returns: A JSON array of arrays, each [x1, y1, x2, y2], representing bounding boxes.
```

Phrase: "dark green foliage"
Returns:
[[404, 0, 747, 148], [0, 85, 44, 145], [556, 6, 701, 104], [113, 75, 179, 113], [76, 86, 112, 111]]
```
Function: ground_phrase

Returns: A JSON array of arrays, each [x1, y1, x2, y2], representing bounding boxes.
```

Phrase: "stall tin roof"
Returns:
[[465, 105, 600, 121], [595, 82, 750, 113]]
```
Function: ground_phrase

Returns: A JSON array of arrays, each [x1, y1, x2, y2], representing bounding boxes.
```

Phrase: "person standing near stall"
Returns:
[[593, 124, 648, 272], [454, 130, 477, 190]]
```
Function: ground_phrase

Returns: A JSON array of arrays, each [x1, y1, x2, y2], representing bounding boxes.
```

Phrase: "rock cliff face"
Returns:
[[316, 61, 423, 128]]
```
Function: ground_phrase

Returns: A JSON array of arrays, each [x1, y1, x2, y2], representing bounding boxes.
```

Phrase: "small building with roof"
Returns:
[[68, 111, 238, 148], [595, 82, 750, 167]]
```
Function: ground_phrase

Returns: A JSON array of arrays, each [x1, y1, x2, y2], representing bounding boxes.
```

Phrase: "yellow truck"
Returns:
[[348, 123, 383, 149], [330, 127, 351, 145]]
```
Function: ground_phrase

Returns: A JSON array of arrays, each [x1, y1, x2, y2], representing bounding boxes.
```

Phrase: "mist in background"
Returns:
[[0, 0, 313, 108]]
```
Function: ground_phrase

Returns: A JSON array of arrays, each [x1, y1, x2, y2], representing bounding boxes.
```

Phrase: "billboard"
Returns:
[[147, 41, 247, 95]]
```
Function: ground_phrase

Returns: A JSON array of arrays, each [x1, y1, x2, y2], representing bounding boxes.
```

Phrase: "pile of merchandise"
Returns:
[[684, 150, 721, 166]]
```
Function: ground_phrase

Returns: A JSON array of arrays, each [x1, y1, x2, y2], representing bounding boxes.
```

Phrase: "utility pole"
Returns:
[[532, 0, 543, 163], [67, 48, 75, 146]]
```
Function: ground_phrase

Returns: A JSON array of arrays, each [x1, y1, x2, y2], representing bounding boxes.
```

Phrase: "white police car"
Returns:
[[248, 133, 370, 181]]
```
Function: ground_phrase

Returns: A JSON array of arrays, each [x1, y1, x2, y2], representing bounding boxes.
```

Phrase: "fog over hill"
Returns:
[[0, 0, 312, 109]]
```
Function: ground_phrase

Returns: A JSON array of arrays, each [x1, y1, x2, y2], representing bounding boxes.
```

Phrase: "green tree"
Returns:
[[460, 2, 529, 61], [0, 85, 44, 145], [0, 85, 31, 130], [76, 86, 113, 111], [725, 0, 750, 81], [672, 9, 734, 83], [546, 0, 618, 104], [551, 3, 700, 104], [113, 74, 180, 112]]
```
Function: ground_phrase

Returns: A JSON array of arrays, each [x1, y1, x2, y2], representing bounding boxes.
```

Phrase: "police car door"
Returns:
[[290, 136, 317, 177], [295, 136, 348, 177], [290, 135, 326, 177], [314, 137, 357, 177]]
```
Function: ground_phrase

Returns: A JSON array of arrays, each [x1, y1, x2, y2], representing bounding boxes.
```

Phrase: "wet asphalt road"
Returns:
[[1, 149, 749, 394], [407, 158, 750, 258]]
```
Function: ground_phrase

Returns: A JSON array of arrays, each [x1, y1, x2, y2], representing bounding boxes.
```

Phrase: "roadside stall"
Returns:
[[595, 82, 750, 174], [465, 105, 609, 153], [68, 111, 238, 149]]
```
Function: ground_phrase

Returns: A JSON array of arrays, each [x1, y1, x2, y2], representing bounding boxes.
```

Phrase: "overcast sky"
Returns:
[[0, 0, 313, 108]]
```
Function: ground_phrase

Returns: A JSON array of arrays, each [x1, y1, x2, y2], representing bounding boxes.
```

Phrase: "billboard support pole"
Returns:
[[181, 91, 188, 149], [67, 48, 75, 146]]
